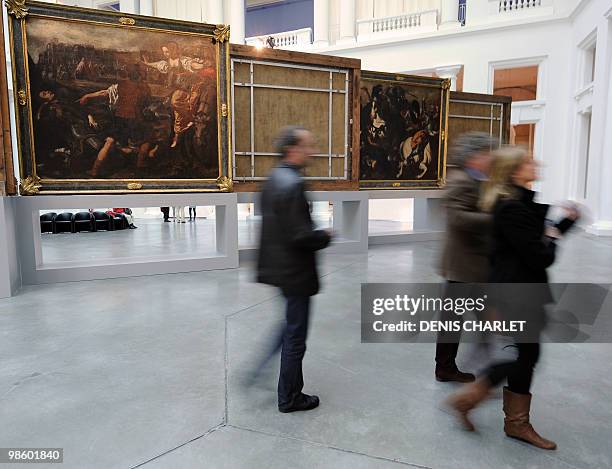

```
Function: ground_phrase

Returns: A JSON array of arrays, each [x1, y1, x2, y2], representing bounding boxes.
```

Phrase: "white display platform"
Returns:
[[0, 197, 20, 298], [1, 189, 446, 297], [238, 191, 369, 256], [13, 193, 239, 287], [366, 189, 445, 244]]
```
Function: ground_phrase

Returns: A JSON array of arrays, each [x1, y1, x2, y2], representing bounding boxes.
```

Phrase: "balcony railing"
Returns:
[[356, 10, 438, 41], [499, 0, 542, 12], [245, 28, 313, 50]]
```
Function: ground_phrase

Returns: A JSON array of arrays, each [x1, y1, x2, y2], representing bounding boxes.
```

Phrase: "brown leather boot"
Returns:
[[502, 387, 557, 450], [446, 377, 490, 431]]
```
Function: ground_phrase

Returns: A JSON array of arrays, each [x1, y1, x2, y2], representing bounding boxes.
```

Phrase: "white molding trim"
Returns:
[[511, 99, 546, 109], [247, 0, 284, 7], [487, 55, 547, 96], [577, 28, 597, 49], [569, 0, 594, 22], [574, 82, 594, 100], [400, 63, 463, 76], [312, 13, 569, 55]]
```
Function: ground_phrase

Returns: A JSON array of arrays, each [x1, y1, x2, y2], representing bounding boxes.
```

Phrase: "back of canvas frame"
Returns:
[[230, 45, 360, 191], [447, 91, 512, 153]]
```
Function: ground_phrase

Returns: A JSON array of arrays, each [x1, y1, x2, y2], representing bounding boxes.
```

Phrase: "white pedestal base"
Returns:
[[0, 197, 21, 298], [15, 193, 239, 286], [586, 221, 612, 236]]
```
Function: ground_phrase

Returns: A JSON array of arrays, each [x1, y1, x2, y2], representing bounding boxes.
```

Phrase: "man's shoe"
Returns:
[[279, 394, 319, 413], [446, 377, 490, 431], [436, 367, 476, 383]]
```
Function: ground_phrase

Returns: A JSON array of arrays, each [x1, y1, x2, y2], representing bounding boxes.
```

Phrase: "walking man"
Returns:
[[257, 126, 332, 413], [436, 132, 497, 382]]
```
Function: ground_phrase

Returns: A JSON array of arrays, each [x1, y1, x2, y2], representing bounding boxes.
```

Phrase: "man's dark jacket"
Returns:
[[257, 162, 331, 296], [439, 168, 492, 282]]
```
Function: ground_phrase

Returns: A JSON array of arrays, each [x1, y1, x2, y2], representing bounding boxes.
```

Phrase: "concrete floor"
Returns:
[[40, 216, 337, 264], [1, 233, 611, 468]]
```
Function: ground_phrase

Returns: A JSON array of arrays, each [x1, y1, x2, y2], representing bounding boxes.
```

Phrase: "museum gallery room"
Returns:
[[1, 0, 612, 468]]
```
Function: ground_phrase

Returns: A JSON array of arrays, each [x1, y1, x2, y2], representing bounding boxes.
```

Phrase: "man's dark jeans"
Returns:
[[435, 280, 462, 371], [247, 294, 311, 407], [278, 295, 311, 408]]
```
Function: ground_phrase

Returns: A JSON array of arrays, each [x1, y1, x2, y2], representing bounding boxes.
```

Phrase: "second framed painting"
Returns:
[[359, 71, 450, 189], [7, 1, 232, 194]]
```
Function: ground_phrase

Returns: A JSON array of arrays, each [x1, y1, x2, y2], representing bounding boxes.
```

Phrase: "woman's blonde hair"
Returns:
[[479, 146, 528, 212]]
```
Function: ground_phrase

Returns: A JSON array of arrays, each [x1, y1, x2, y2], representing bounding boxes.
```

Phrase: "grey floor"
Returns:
[[39, 216, 403, 264], [2, 232, 611, 468]]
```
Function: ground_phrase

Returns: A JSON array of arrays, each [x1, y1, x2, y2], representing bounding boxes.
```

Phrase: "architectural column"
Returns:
[[435, 64, 462, 91], [338, 0, 356, 45], [586, 104, 612, 235], [439, 0, 460, 29], [225, 0, 245, 44], [206, 0, 224, 24], [139, 0, 154, 16], [313, 0, 330, 47], [586, 26, 612, 236]]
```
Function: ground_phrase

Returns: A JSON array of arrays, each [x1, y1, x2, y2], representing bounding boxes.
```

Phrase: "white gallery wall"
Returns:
[[567, 0, 612, 235]]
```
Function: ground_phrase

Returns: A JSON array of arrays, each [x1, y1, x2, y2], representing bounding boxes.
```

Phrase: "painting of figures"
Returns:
[[25, 16, 220, 181], [359, 72, 449, 188]]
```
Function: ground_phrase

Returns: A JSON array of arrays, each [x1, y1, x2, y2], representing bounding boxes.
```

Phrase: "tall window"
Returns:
[[510, 123, 535, 153], [493, 65, 538, 102], [493, 65, 539, 157]]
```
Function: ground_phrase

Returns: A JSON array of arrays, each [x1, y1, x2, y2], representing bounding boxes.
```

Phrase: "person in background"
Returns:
[[447, 146, 579, 450], [189, 205, 197, 221], [255, 126, 332, 413], [161, 207, 170, 222], [174, 206, 186, 223], [436, 132, 498, 383], [108, 208, 137, 229]]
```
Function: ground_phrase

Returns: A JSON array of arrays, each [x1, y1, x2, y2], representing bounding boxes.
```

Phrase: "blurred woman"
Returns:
[[447, 146, 579, 450]]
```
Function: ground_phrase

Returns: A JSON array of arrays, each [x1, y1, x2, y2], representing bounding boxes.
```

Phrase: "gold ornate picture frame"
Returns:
[[359, 70, 450, 189], [5, 0, 232, 194]]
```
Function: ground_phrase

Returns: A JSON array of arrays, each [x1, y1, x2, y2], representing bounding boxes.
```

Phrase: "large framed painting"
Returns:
[[359, 71, 450, 189], [230, 44, 360, 192], [5, 1, 232, 194]]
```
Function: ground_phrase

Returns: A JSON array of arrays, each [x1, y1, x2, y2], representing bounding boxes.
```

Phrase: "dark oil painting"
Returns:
[[360, 79, 443, 183], [26, 17, 219, 180]]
